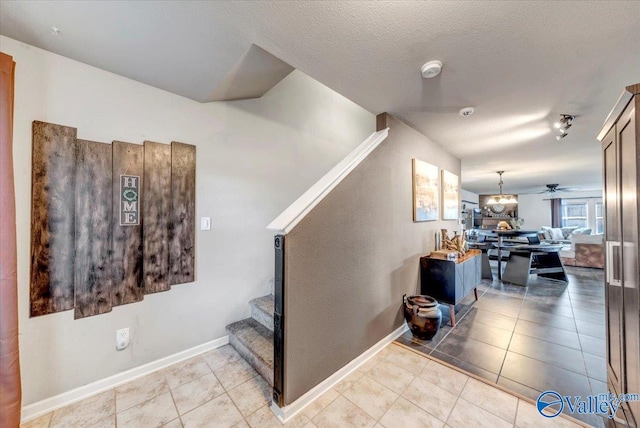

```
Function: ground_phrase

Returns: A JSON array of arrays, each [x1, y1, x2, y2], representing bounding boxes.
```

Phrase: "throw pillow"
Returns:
[[572, 227, 592, 235], [550, 228, 565, 241], [541, 226, 552, 240], [561, 226, 579, 238]]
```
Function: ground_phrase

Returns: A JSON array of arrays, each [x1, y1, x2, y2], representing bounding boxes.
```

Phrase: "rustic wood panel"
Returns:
[[30, 121, 77, 317], [112, 141, 144, 305], [169, 142, 196, 285], [143, 141, 171, 293], [74, 140, 113, 319]]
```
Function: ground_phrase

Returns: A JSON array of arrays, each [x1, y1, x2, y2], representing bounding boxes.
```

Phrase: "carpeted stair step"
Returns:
[[250, 295, 275, 331], [226, 318, 274, 386]]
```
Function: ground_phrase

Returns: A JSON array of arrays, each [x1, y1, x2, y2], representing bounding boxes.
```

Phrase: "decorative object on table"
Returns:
[[486, 171, 518, 206], [412, 158, 439, 221], [496, 220, 512, 230], [440, 228, 467, 257], [441, 169, 459, 220], [403, 294, 442, 340], [509, 217, 524, 230]]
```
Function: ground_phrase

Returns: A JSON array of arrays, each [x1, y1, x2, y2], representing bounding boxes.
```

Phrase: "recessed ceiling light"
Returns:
[[421, 60, 443, 78], [459, 107, 474, 117], [51, 27, 61, 36]]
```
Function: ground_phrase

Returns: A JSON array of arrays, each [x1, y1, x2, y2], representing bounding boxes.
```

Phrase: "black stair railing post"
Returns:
[[273, 234, 285, 406]]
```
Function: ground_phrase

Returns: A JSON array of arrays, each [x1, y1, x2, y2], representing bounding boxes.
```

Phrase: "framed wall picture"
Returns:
[[412, 158, 439, 221], [441, 169, 459, 220]]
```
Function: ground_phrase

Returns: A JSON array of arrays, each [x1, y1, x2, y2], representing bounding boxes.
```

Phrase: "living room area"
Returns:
[[463, 187, 605, 269]]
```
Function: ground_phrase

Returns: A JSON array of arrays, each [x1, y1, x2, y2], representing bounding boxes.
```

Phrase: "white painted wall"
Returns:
[[1, 36, 375, 405], [518, 190, 603, 231], [461, 189, 479, 205]]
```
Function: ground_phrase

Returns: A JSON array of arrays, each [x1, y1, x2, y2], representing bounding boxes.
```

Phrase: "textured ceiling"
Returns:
[[2, 1, 639, 194]]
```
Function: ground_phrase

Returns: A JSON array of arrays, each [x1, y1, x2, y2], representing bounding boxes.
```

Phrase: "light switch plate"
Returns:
[[201, 217, 211, 230]]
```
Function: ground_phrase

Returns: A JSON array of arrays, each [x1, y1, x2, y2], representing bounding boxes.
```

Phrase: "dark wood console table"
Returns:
[[419, 250, 481, 326]]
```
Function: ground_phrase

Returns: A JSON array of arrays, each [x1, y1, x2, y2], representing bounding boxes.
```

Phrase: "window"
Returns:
[[595, 202, 604, 234], [561, 202, 588, 228], [559, 198, 603, 232]]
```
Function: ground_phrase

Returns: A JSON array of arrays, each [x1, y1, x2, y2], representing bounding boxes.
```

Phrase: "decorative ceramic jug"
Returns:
[[403, 294, 442, 340]]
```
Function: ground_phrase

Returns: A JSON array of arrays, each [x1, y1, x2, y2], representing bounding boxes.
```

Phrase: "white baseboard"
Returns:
[[270, 324, 409, 423], [21, 335, 229, 423]]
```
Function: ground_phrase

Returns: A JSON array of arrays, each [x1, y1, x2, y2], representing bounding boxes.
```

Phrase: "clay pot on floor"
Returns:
[[403, 294, 442, 340]]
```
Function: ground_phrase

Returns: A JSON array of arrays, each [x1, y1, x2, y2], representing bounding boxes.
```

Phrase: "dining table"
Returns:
[[477, 229, 539, 280]]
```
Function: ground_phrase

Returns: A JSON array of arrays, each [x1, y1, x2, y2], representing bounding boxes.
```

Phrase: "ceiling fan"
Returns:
[[538, 183, 577, 194]]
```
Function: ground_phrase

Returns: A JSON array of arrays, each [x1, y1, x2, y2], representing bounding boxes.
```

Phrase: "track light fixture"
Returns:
[[553, 114, 574, 140]]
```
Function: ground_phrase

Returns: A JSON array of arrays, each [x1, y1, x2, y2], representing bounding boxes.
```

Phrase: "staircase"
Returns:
[[226, 295, 275, 386]]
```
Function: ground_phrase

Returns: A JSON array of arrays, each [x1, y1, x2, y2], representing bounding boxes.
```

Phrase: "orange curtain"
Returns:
[[0, 51, 21, 427]]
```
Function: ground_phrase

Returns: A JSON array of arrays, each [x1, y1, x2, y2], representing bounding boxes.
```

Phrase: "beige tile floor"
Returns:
[[21, 343, 585, 428]]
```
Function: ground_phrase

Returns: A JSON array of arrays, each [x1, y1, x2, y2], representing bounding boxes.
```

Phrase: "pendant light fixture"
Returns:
[[487, 171, 517, 205]]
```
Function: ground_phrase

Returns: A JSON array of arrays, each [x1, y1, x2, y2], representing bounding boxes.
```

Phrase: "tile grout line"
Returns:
[[163, 348, 258, 426], [428, 284, 491, 354], [113, 389, 118, 428], [567, 279, 593, 390], [450, 375, 472, 424], [166, 382, 181, 428], [363, 371, 403, 427], [344, 374, 400, 425], [495, 281, 527, 381], [395, 341, 588, 427]]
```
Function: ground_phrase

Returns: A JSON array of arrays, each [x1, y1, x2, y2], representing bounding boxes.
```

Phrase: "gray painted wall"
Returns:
[[283, 113, 461, 403]]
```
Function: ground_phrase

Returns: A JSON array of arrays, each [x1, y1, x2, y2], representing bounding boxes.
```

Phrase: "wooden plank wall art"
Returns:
[[74, 139, 113, 318], [143, 141, 172, 293], [30, 121, 196, 319], [30, 122, 77, 316], [112, 141, 144, 306], [170, 142, 196, 285]]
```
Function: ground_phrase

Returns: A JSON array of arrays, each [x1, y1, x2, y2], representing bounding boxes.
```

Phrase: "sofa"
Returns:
[[558, 233, 605, 269], [538, 226, 604, 268], [540, 226, 584, 244]]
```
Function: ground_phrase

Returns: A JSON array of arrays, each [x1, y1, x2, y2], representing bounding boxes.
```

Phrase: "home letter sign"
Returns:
[[120, 175, 140, 226]]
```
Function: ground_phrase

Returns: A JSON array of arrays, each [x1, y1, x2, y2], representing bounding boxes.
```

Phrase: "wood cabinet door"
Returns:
[[603, 124, 624, 393], [619, 98, 639, 423]]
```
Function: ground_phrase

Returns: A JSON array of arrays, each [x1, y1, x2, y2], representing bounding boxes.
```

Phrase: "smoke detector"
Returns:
[[421, 60, 443, 78], [459, 107, 475, 117]]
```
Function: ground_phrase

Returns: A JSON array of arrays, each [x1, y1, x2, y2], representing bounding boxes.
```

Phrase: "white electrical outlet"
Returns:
[[116, 327, 129, 351], [201, 217, 211, 230]]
